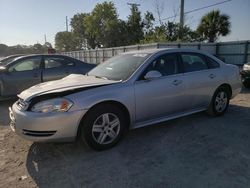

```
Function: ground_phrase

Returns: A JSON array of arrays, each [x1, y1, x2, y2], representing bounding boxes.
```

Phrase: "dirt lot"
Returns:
[[0, 88, 250, 188]]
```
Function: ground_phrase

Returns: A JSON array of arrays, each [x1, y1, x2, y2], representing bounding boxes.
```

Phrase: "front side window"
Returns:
[[44, 57, 74, 69], [9, 57, 41, 72], [181, 53, 208, 72], [144, 53, 179, 77]]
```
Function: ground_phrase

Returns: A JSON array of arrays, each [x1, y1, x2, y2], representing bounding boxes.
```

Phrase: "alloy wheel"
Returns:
[[92, 113, 120, 145], [215, 91, 228, 113]]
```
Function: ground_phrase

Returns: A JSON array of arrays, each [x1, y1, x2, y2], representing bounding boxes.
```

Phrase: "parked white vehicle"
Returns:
[[9, 48, 241, 150]]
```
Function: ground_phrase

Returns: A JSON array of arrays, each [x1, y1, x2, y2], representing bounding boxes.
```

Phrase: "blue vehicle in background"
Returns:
[[0, 54, 95, 98]]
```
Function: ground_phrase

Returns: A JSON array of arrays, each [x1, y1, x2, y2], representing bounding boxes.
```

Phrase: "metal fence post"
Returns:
[[89, 50, 91, 64], [215, 43, 219, 56], [102, 49, 105, 62], [96, 50, 98, 64], [244, 41, 249, 64], [198, 43, 201, 50]]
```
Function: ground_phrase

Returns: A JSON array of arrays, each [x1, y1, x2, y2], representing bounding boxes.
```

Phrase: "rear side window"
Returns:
[[206, 56, 220, 69], [44, 57, 74, 69], [181, 53, 208, 72]]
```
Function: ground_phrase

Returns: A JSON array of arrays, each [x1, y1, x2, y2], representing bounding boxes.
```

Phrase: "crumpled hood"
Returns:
[[18, 74, 118, 101]]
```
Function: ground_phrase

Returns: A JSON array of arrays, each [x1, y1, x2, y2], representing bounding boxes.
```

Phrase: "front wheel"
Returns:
[[207, 87, 230, 116], [80, 104, 126, 150]]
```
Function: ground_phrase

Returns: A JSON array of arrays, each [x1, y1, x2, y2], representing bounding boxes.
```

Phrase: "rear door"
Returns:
[[180, 52, 221, 110], [1, 56, 42, 96], [42, 56, 76, 82]]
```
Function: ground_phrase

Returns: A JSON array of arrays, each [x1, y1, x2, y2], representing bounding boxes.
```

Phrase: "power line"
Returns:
[[185, 0, 231, 14], [158, 0, 231, 22]]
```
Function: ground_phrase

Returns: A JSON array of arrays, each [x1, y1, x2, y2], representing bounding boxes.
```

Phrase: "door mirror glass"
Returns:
[[144, 70, 162, 80]]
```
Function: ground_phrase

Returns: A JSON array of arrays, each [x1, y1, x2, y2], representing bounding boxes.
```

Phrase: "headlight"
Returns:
[[31, 98, 73, 113], [243, 64, 250, 71]]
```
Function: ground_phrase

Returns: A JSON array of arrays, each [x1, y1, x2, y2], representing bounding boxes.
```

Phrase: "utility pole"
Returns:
[[44, 34, 47, 44], [127, 3, 141, 23], [179, 0, 184, 40], [66, 16, 69, 32]]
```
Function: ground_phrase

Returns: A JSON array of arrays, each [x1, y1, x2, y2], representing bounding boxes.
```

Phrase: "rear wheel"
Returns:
[[207, 87, 230, 116], [80, 104, 126, 150]]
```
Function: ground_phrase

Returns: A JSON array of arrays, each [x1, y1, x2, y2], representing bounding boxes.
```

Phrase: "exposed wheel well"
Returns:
[[76, 100, 131, 138], [218, 83, 232, 98]]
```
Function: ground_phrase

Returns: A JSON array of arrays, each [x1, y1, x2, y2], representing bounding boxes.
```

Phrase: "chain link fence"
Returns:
[[61, 40, 250, 66]]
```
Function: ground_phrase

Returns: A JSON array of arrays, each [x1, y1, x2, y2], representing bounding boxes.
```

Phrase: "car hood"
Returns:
[[18, 74, 119, 101]]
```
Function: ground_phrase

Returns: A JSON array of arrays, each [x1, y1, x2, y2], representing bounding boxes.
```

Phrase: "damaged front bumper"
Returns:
[[9, 101, 87, 142]]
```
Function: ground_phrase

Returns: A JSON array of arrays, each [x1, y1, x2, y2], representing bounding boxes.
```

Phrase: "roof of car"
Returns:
[[122, 48, 209, 55], [13, 54, 69, 60]]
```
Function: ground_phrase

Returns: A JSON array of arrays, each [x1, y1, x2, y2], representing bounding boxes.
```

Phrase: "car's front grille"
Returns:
[[16, 98, 29, 111], [22, 129, 57, 137]]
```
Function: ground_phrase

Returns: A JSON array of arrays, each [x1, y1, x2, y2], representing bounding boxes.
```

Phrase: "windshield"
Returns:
[[88, 53, 150, 81]]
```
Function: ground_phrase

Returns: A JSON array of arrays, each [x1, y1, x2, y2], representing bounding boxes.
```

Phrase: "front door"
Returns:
[[2, 56, 42, 96], [134, 53, 186, 123]]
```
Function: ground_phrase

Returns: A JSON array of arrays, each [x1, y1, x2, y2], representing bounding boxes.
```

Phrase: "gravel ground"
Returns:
[[0, 88, 250, 188]]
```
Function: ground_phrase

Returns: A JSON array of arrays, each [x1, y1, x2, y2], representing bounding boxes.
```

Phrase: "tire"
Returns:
[[206, 86, 230, 116], [242, 80, 250, 88], [80, 104, 126, 150]]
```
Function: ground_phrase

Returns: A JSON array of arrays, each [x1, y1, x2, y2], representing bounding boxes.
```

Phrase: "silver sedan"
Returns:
[[9, 49, 241, 150]]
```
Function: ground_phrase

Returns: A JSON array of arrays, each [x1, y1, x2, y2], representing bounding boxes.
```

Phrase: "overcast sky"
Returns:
[[0, 0, 249, 46]]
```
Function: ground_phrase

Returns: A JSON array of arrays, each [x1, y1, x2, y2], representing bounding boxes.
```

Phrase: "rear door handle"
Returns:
[[172, 80, 182, 85], [209, 74, 216, 79]]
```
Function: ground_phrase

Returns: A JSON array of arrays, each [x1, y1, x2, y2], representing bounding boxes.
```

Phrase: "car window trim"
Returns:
[[135, 71, 184, 83]]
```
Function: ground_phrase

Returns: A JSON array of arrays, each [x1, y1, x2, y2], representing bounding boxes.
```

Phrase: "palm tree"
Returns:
[[197, 10, 231, 42]]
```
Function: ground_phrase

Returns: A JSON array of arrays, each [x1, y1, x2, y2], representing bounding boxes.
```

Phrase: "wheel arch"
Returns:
[[76, 100, 131, 138]]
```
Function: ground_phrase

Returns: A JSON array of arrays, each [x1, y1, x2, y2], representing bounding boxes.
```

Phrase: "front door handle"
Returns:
[[172, 80, 182, 85], [209, 74, 216, 79]]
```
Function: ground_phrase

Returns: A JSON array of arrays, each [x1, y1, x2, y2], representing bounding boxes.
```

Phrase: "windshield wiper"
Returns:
[[94, 75, 109, 80]]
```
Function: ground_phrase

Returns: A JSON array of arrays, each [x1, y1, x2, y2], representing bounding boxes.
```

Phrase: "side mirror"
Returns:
[[0, 66, 8, 73], [144, 70, 162, 80]]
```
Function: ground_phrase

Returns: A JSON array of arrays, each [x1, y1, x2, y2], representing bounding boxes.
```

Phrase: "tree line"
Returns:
[[55, 1, 231, 52], [0, 42, 52, 57]]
